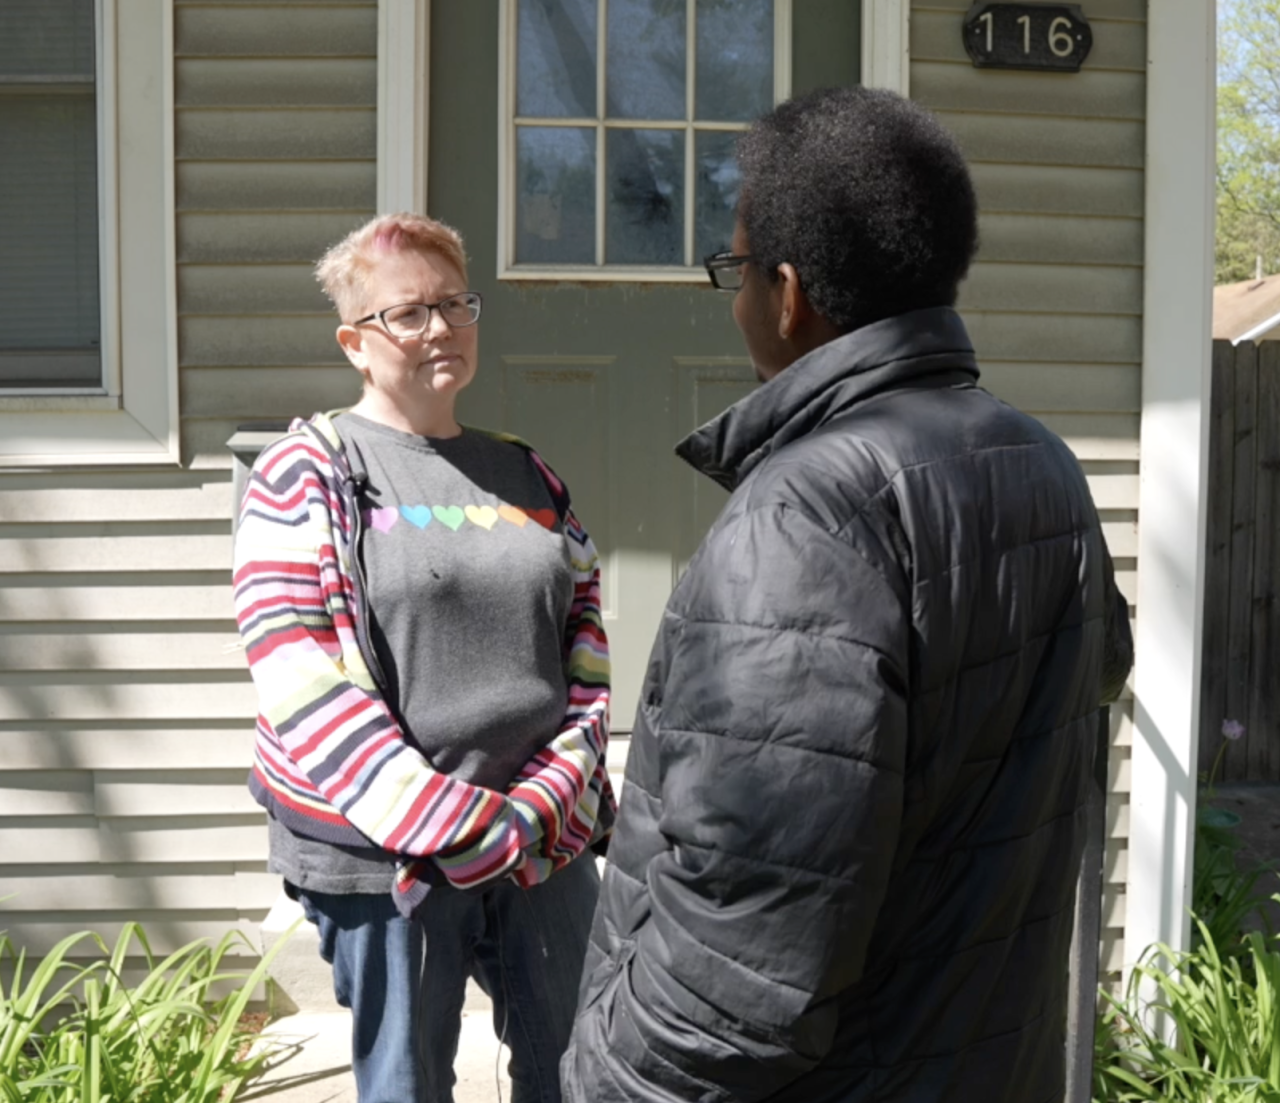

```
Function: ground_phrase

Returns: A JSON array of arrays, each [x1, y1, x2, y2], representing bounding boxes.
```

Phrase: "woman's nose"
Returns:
[[423, 308, 453, 340]]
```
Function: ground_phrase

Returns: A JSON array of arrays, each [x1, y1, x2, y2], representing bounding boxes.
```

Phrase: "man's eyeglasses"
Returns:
[[353, 292, 483, 338], [704, 251, 755, 292]]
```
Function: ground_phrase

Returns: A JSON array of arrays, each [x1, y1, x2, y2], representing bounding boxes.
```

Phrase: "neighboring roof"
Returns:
[[1214, 273, 1280, 343]]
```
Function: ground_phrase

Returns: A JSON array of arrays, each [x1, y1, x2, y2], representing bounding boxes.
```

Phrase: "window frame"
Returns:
[[0, 0, 179, 466], [495, 0, 793, 283]]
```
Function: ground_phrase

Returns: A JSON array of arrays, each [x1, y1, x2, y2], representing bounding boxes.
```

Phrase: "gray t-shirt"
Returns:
[[268, 413, 574, 894]]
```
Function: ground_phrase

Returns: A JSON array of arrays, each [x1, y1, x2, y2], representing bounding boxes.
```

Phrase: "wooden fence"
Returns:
[[1198, 339, 1280, 783]]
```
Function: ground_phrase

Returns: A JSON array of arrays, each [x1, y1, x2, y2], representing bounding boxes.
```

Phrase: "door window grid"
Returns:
[[500, 0, 791, 279]]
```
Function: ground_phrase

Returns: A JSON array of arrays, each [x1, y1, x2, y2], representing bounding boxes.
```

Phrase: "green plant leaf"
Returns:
[[1200, 806, 1244, 829], [0, 918, 303, 1103]]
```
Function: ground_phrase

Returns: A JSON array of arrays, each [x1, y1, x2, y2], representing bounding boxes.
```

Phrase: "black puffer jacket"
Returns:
[[561, 308, 1132, 1103]]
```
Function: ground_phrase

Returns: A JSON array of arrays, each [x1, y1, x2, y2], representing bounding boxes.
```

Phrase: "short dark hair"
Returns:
[[737, 86, 979, 332]]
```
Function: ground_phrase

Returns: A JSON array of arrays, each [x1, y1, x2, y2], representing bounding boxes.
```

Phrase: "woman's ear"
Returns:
[[335, 324, 368, 373]]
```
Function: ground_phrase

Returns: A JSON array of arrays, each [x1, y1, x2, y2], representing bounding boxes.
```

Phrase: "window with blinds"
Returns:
[[0, 0, 102, 390]]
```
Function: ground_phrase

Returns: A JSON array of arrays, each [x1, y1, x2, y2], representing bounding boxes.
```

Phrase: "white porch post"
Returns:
[[1125, 0, 1216, 968], [377, 0, 431, 214], [861, 0, 910, 95]]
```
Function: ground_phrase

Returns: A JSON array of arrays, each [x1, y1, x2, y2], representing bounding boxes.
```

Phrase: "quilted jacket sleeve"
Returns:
[[1098, 540, 1133, 706], [562, 504, 910, 1103]]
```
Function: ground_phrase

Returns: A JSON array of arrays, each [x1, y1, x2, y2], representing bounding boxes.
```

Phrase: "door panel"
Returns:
[[430, 1, 859, 728], [674, 359, 757, 575]]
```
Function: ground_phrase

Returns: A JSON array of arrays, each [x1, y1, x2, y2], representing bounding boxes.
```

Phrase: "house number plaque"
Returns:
[[963, 3, 1092, 72]]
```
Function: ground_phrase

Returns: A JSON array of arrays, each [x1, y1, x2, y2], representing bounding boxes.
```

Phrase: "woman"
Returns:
[[233, 213, 614, 1103]]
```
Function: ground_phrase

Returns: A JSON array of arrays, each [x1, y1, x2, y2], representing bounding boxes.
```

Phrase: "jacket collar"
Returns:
[[675, 306, 980, 490]]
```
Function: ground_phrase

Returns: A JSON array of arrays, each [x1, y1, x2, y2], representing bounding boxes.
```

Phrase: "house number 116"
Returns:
[[963, 3, 1093, 73], [978, 11, 1075, 56]]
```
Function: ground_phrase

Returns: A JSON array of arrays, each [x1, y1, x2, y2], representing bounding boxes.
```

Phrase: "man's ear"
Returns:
[[335, 324, 368, 373], [775, 262, 810, 340]]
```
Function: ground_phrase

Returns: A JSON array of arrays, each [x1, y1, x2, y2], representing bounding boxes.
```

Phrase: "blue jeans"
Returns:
[[296, 855, 600, 1103]]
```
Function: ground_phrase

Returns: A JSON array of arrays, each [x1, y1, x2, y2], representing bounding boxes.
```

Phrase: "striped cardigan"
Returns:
[[233, 411, 615, 916]]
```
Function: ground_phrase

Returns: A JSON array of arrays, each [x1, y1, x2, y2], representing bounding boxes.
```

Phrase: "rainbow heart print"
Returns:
[[362, 504, 559, 534]]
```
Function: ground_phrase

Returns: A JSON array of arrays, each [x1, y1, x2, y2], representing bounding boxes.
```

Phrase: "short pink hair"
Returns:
[[315, 213, 469, 322]]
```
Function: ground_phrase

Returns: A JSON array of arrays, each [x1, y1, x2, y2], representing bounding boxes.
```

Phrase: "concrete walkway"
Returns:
[[241, 999, 511, 1103], [240, 895, 520, 1101]]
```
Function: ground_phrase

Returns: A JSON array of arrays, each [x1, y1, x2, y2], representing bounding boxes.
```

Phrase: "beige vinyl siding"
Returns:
[[0, 469, 263, 965], [176, 0, 376, 469], [912, 0, 1145, 981], [0, 2, 376, 967]]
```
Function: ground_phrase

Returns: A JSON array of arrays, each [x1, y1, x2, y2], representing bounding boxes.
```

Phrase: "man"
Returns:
[[561, 87, 1132, 1103]]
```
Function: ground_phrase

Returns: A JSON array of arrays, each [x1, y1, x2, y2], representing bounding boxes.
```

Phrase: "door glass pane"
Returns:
[[0, 0, 95, 78], [517, 0, 597, 118], [606, 128, 683, 265], [606, 0, 686, 120], [695, 0, 773, 122], [694, 130, 740, 259], [515, 126, 596, 264]]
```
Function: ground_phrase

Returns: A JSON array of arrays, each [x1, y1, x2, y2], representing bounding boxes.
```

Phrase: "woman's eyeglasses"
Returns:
[[353, 292, 483, 338]]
